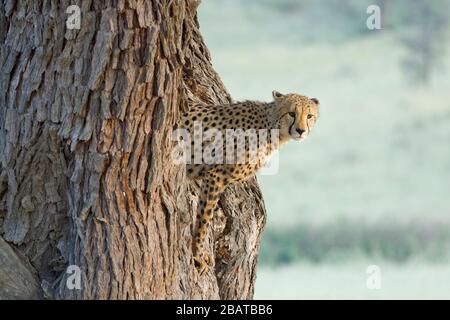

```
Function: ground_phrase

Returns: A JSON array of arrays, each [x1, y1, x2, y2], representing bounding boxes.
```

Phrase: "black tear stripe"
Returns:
[[306, 106, 312, 132], [289, 113, 296, 134]]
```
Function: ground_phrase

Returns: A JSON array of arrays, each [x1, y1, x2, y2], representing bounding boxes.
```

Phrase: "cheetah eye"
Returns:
[[307, 114, 314, 119], [289, 112, 296, 117]]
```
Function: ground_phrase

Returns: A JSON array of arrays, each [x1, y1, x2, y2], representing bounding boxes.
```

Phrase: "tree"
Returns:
[[400, 0, 448, 85], [0, 0, 266, 299]]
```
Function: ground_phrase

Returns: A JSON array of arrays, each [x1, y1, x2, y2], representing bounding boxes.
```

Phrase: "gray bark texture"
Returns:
[[0, 0, 266, 299]]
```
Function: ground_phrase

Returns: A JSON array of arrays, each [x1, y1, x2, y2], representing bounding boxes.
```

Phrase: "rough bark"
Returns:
[[0, 0, 266, 299], [0, 236, 42, 299]]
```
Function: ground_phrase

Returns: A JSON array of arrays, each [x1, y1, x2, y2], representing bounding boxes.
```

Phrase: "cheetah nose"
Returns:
[[296, 128, 305, 135]]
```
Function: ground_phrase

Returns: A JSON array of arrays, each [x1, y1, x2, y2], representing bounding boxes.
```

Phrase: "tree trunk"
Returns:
[[0, 0, 266, 299]]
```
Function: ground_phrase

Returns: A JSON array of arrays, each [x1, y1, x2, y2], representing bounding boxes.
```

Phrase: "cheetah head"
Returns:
[[272, 90, 319, 142]]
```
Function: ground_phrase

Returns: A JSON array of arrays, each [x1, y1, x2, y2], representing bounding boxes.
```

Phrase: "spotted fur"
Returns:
[[180, 91, 319, 274]]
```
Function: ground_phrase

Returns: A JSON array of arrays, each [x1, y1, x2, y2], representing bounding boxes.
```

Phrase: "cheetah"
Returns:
[[179, 91, 320, 274]]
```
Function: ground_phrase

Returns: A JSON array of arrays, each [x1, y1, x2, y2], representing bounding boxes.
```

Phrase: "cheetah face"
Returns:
[[273, 91, 319, 142]]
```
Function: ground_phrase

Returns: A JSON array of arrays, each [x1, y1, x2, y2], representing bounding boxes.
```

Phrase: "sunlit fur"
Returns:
[[181, 90, 320, 275], [273, 91, 320, 144]]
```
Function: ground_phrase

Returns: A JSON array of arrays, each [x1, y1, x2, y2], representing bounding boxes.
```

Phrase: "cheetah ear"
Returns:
[[272, 90, 284, 100]]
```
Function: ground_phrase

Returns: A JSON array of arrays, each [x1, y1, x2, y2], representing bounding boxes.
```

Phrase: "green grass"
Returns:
[[255, 260, 450, 299], [260, 219, 450, 265], [198, 0, 450, 298]]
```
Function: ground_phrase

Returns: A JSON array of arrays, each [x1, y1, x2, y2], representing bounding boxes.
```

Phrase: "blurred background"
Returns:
[[198, 0, 450, 299]]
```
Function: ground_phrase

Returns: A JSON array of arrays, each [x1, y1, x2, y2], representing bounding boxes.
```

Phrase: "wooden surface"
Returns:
[[0, 0, 266, 299], [0, 236, 41, 299]]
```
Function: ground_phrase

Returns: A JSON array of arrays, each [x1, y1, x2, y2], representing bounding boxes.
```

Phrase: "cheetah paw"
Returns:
[[193, 252, 214, 276]]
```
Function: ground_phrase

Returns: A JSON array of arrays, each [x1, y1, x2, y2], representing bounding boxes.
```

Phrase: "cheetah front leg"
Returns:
[[193, 174, 225, 275]]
